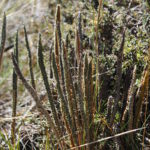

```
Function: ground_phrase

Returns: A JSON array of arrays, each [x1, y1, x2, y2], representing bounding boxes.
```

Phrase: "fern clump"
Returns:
[[0, 1, 149, 149]]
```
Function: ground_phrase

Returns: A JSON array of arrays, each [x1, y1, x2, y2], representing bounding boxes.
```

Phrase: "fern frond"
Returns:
[[37, 34, 63, 137], [0, 13, 6, 70], [11, 53, 61, 142], [122, 65, 136, 130], [134, 69, 149, 128], [11, 31, 19, 145], [111, 29, 125, 125], [24, 26, 36, 89]]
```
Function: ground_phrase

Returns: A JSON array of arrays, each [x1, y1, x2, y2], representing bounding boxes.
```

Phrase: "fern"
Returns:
[[0, 13, 6, 71]]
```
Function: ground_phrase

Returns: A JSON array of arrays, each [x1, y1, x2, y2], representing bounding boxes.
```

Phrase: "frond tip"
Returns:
[[0, 13, 6, 70]]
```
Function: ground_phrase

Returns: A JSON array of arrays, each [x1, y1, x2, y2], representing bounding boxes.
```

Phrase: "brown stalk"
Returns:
[[142, 46, 150, 150], [142, 70, 149, 150], [75, 28, 80, 64], [55, 5, 67, 105], [134, 69, 149, 128], [54, 29, 61, 78], [128, 65, 137, 130], [84, 55, 90, 148], [121, 65, 137, 127], [62, 42, 81, 145], [52, 52, 76, 146]]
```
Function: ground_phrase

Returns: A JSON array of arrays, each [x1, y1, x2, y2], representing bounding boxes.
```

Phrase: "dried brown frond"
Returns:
[[75, 28, 80, 64], [121, 65, 137, 129], [54, 29, 60, 77], [134, 69, 149, 128], [56, 5, 61, 24]]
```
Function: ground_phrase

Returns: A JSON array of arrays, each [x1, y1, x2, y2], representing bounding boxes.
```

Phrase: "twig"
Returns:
[[69, 127, 146, 150]]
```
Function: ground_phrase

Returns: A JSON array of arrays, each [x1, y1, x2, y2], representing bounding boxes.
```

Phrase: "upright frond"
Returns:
[[0, 13, 6, 70], [11, 31, 19, 145], [24, 26, 36, 89], [37, 34, 62, 137]]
